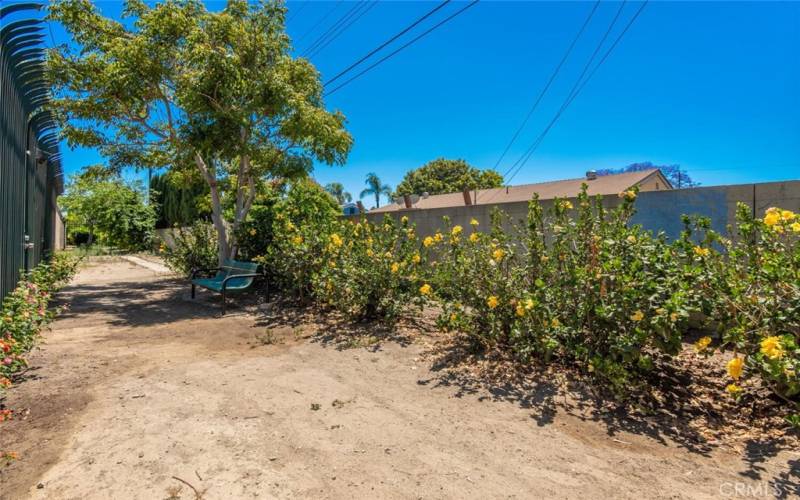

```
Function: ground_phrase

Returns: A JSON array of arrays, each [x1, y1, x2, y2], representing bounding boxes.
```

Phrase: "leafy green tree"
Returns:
[[47, 0, 353, 265], [60, 168, 156, 250], [324, 182, 352, 204], [394, 158, 503, 196], [360, 172, 392, 208], [150, 172, 210, 228]]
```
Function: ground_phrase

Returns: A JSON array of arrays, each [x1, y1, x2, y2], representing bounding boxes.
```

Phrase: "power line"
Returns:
[[324, 0, 480, 97], [501, 1, 649, 190], [306, 1, 378, 59], [491, 0, 601, 172], [286, 1, 310, 24], [323, 0, 452, 88], [499, 0, 629, 182], [294, 0, 344, 46], [303, 1, 368, 57]]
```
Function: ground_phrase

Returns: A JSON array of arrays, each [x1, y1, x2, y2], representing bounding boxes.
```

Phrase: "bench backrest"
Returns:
[[218, 259, 259, 288]]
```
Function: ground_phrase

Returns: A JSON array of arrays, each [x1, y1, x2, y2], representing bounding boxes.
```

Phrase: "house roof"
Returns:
[[371, 169, 669, 213]]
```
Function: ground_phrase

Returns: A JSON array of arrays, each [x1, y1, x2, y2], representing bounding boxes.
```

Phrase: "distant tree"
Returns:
[[394, 158, 503, 197], [150, 172, 210, 229], [360, 173, 392, 208], [324, 182, 352, 204], [596, 162, 699, 188], [61, 167, 156, 250]]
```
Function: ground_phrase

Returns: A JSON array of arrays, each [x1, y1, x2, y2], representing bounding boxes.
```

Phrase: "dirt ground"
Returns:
[[0, 258, 797, 499]]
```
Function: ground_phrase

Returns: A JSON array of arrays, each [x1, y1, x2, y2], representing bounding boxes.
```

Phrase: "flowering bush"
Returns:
[[160, 220, 219, 277], [432, 187, 693, 393], [691, 204, 799, 404], [257, 180, 341, 299], [313, 216, 427, 322], [0, 253, 79, 393]]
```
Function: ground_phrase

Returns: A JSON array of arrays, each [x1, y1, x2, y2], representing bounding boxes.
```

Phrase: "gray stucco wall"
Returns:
[[354, 180, 800, 240]]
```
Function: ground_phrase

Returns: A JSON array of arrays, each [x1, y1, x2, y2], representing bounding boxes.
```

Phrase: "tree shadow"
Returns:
[[252, 297, 417, 352], [53, 276, 268, 328]]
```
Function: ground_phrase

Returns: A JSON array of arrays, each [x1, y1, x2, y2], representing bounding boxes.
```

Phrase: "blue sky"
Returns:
[[45, 1, 799, 207]]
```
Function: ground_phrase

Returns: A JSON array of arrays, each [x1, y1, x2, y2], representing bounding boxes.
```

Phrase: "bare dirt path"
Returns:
[[0, 258, 796, 499]]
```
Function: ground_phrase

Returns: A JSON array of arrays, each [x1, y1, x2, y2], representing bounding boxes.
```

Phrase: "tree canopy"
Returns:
[[596, 162, 699, 188], [360, 173, 391, 208], [394, 158, 503, 197], [324, 182, 352, 204], [60, 167, 155, 250], [48, 0, 353, 264]]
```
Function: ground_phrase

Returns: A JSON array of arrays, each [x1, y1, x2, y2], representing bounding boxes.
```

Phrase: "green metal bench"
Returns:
[[191, 259, 262, 315]]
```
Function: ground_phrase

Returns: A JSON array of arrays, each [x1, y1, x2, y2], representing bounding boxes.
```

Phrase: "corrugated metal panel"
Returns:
[[1, 2, 63, 300]]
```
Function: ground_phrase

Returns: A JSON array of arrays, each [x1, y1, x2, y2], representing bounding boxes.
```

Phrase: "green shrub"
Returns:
[[160, 220, 218, 277], [431, 187, 692, 394], [691, 204, 799, 403], [0, 253, 80, 392], [313, 216, 427, 322], [258, 180, 341, 298]]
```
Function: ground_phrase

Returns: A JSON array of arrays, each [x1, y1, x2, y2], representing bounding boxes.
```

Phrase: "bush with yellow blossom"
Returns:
[[688, 204, 799, 404], [313, 216, 428, 322]]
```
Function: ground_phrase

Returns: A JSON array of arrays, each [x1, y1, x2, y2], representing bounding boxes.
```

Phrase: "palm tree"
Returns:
[[324, 182, 352, 204], [360, 172, 392, 208]]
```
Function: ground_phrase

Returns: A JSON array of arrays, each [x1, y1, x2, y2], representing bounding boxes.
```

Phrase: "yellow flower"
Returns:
[[551, 318, 561, 328], [725, 383, 742, 396], [760, 336, 784, 360], [693, 246, 710, 257], [419, 283, 432, 296], [249, 228, 257, 236], [626, 235, 637, 244], [292, 235, 303, 245], [630, 310, 644, 322], [694, 336, 712, 352], [781, 210, 795, 221], [670, 312, 679, 322], [450, 313, 457, 322], [330, 234, 343, 247], [486, 296, 499, 309], [763, 211, 780, 227], [469, 233, 479, 243], [559, 200, 573, 210], [618, 190, 637, 201], [401, 216, 409, 224], [434, 232, 443, 242], [524, 298, 535, 310], [515, 304, 525, 317], [727, 357, 744, 380], [384, 251, 392, 259], [492, 248, 505, 261], [412, 254, 421, 264], [391, 262, 400, 273], [470, 218, 479, 227], [791, 222, 800, 233], [451, 225, 463, 237], [540, 255, 549, 263], [366, 249, 374, 257], [423, 236, 434, 247]]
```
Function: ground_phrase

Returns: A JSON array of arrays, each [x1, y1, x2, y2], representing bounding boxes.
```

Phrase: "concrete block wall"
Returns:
[[355, 180, 800, 240]]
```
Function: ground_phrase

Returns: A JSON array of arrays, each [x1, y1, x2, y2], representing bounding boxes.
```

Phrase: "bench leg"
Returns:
[[221, 289, 226, 315], [191, 283, 195, 299]]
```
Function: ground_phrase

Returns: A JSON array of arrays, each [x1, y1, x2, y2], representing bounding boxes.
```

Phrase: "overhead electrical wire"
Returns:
[[499, 1, 649, 191], [491, 0, 601, 172], [302, 1, 369, 57], [324, 0, 480, 97], [305, 1, 378, 59], [499, 0, 629, 182], [323, 0, 453, 88], [294, 0, 344, 46]]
